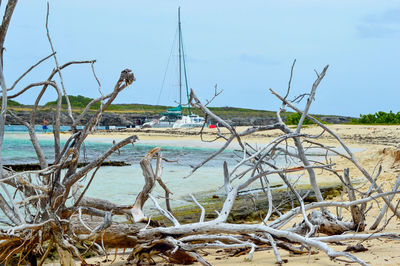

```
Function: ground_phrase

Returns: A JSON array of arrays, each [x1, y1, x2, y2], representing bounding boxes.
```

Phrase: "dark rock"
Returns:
[[344, 244, 368, 253], [5, 110, 147, 128], [6, 110, 353, 127], [5, 161, 130, 172]]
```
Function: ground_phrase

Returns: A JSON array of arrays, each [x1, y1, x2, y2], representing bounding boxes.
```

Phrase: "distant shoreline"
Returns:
[[84, 124, 400, 148], [5, 106, 353, 127]]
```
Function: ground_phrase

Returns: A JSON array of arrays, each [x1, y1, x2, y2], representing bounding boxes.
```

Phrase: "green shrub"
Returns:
[[357, 111, 400, 124], [45, 95, 100, 109], [0, 98, 23, 107], [286, 113, 316, 125]]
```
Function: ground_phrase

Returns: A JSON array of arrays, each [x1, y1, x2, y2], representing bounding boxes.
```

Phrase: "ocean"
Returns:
[[1, 125, 334, 211]]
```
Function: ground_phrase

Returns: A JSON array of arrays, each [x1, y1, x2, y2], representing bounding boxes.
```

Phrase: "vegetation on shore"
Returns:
[[351, 111, 400, 125], [23, 95, 400, 126], [45, 95, 101, 109], [12, 95, 283, 117], [285, 112, 328, 125], [24, 96, 400, 127], [0, 98, 24, 107], [42, 96, 400, 125]]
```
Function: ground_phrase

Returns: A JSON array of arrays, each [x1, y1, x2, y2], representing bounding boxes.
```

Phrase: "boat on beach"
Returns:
[[142, 7, 206, 129], [142, 105, 182, 128], [173, 113, 205, 128]]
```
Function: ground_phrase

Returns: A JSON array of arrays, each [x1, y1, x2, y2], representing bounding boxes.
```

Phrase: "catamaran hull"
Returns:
[[172, 115, 206, 128]]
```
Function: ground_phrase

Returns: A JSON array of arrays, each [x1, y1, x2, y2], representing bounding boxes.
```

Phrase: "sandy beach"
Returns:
[[44, 124, 400, 265], [70, 124, 400, 149]]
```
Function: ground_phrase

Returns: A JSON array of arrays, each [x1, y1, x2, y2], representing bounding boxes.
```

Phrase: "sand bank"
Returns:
[[48, 124, 400, 150]]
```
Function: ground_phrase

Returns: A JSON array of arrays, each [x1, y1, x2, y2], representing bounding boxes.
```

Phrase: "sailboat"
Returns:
[[142, 7, 205, 129]]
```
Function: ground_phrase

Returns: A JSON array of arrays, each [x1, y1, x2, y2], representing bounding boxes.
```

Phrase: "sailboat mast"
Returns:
[[178, 7, 182, 106]]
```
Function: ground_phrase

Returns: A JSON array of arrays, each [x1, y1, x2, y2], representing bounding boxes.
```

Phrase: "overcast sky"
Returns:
[[3, 1, 400, 117]]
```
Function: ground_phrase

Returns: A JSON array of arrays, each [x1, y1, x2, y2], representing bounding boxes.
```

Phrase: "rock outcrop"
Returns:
[[6, 111, 147, 127], [6, 110, 352, 127]]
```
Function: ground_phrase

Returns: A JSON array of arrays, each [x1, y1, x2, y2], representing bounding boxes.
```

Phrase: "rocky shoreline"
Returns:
[[4, 160, 130, 172], [6, 109, 352, 127]]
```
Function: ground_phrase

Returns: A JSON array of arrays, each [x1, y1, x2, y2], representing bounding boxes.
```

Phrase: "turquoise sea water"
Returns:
[[2, 130, 238, 167], [2, 128, 257, 209], [2, 126, 337, 211]]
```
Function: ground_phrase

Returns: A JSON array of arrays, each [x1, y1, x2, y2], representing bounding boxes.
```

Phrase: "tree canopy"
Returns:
[[45, 95, 100, 109]]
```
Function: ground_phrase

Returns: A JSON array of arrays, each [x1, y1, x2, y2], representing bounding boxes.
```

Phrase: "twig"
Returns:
[[370, 172, 400, 230], [7, 52, 55, 92], [46, 2, 74, 123], [190, 194, 205, 223], [148, 194, 180, 226]]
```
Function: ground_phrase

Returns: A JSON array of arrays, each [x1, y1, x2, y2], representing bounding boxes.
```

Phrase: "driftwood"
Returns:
[[70, 215, 145, 247], [0, 2, 400, 266]]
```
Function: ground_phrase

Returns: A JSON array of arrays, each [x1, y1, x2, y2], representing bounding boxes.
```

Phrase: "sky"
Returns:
[[2, 0, 400, 117]]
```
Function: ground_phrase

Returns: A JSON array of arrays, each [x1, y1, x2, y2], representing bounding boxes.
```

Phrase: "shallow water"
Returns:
[[2, 131, 269, 202], [1, 129, 336, 211]]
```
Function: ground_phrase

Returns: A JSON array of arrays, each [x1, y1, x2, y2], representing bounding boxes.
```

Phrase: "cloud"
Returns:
[[357, 7, 400, 38], [238, 53, 279, 66]]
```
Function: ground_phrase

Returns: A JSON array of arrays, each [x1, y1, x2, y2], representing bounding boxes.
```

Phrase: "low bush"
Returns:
[[354, 111, 400, 124], [285, 112, 325, 125]]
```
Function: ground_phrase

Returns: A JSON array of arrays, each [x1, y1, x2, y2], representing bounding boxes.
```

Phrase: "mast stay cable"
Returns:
[[156, 27, 178, 105]]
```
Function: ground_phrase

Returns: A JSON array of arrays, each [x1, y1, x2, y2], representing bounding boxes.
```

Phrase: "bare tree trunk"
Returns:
[[343, 168, 365, 231], [0, 0, 18, 184]]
